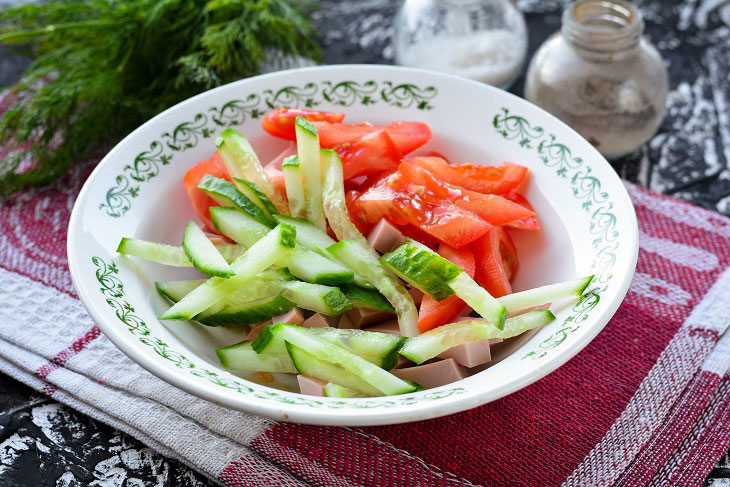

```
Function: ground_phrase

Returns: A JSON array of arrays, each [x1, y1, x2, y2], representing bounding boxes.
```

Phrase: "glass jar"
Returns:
[[524, 0, 668, 159], [393, 0, 528, 89]]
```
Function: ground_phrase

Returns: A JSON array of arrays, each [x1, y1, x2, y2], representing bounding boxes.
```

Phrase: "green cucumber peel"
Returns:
[[210, 206, 270, 248], [198, 174, 276, 227], [182, 221, 234, 278], [233, 177, 279, 217], [281, 155, 299, 167], [340, 284, 395, 313], [216, 340, 296, 373], [198, 295, 294, 327], [272, 280, 352, 316], [295, 116, 317, 135], [380, 243, 461, 301], [400, 310, 556, 364], [117, 238, 244, 267]]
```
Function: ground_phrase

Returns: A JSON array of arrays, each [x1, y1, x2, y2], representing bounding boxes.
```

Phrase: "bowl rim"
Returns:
[[67, 64, 639, 425]]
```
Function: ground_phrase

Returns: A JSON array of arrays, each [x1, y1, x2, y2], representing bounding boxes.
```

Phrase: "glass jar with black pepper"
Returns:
[[524, 0, 668, 159]]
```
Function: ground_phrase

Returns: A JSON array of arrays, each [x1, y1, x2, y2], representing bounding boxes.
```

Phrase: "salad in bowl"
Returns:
[[67, 65, 637, 425]]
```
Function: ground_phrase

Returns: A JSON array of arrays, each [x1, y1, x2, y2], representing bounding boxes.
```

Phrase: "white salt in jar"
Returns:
[[393, 0, 528, 89], [525, 0, 668, 159]]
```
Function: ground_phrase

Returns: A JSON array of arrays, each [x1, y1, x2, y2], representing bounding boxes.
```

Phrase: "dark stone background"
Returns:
[[1, 0, 729, 485]]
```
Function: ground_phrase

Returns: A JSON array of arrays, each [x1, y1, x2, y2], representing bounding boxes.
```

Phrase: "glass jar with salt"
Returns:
[[525, 0, 668, 159], [393, 0, 528, 89]]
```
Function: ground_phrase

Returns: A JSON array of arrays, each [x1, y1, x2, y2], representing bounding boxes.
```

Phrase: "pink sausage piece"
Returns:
[[271, 308, 305, 325], [346, 308, 395, 328], [408, 287, 424, 305], [301, 313, 338, 328], [297, 375, 327, 397], [246, 322, 270, 341], [395, 355, 415, 369], [361, 319, 400, 335], [391, 358, 468, 389], [338, 313, 355, 329], [367, 218, 406, 254], [437, 339, 492, 368]]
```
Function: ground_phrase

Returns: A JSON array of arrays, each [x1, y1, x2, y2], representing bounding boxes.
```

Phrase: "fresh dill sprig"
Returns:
[[0, 0, 321, 197]]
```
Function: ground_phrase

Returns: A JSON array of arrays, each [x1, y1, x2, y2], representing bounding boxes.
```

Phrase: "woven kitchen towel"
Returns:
[[0, 164, 729, 487]]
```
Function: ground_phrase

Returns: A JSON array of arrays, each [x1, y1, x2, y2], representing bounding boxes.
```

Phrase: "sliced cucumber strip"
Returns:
[[448, 272, 508, 330], [381, 243, 461, 301], [274, 280, 351, 316], [198, 174, 275, 227], [308, 327, 404, 370], [273, 214, 375, 289], [159, 224, 296, 320], [282, 156, 306, 218], [340, 284, 395, 313], [383, 242, 507, 329], [182, 221, 234, 278], [327, 240, 419, 337], [216, 128, 289, 214], [294, 117, 326, 231], [253, 324, 414, 395], [210, 206, 271, 248], [321, 149, 378, 257], [217, 341, 296, 373], [400, 310, 556, 364], [286, 342, 382, 396], [285, 246, 354, 285], [324, 382, 369, 398], [198, 295, 295, 327], [155, 280, 207, 302], [233, 177, 278, 217], [117, 238, 244, 266], [498, 276, 594, 314]]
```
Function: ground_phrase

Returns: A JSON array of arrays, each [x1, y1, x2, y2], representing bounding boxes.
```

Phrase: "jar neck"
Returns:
[[562, 0, 643, 55]]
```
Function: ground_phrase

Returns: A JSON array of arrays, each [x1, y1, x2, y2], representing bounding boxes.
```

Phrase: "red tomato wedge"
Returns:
[[504, 192, 540, 230], [313, 121, 432, 155], [264, 165, 288, 204], [353, 177, 492, 248], [396, 224, 440, 250], [183, 152, 230, 232], [403, 156, 528, 194], [335, 130, 402, 180], [396, 161, 535, 226], [417, 245, 476, 332], [468, 227, 518, 298], [262, 108, 345, 141]]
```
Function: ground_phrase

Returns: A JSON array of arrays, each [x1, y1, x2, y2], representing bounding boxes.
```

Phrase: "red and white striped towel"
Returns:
[[0, 163, 729, 486]]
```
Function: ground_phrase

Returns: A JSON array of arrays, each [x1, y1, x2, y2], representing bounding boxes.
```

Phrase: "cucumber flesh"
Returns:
[[380, 243, 461, 301], [159, 224, 296, 320], [329, 240, 419, 337], [286, 342, 383, 396], [295, 117, 326, 231], [155, 280, 207, 301], [321, 149, 379, 258], [498, 276, 594, 314], [216, 128, 289, 214], [307, 327, 405, 370], [255, 324, 414, 395], [234, 177, 278, 217], [198, 295, 295, 327], [285, 246, 354, 285], [273, 215, 375, 289], [339, 284, 395, 313], [324, 382, 369, 398], [210, 206, 271, 248], [182, 221, 234, 278], [217, 341, 296, 373], [448, 272, 507, 330], [198, 174, 275, 227], [282, 156, 306, 218], [117, 238, 244, 266], [400, 310, 556, 364], [273, 280, 352, 316]]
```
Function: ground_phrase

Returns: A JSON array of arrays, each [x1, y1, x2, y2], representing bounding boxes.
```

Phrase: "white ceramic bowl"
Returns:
[[67, 65, 638, 426]]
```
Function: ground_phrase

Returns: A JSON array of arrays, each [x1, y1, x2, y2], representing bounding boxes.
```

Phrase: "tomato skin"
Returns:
[[314, 121, 431, 155], [504, 192, 540, 230], [403, 156, 528, 194], [262, 108, 345, 141], [264, 165, 287, 204], [335, 130, 402, 180], [183, 152, 230, 232], [396, 161, 535, 226], [468, 227, 518, 298], [417, 245, 476, 332]]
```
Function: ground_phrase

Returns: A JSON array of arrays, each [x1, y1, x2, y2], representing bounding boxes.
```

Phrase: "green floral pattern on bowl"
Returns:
[[99, 80, 438, 218]]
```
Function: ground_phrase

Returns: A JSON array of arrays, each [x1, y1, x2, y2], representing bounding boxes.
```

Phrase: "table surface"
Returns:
[[1, 0, 729, 485]]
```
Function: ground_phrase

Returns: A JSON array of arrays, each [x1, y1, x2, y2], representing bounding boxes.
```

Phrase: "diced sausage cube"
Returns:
[[271, 308, 305, 325], [346, 308, 395, 328], [297, 375, 327, 396], [391, 358, 468, 389], [361, 319, 400, 335], [245, 322, 270, 341], [437, 339, 492, 368], [367, 219, 406, 254], [408, 287, 424, 305], [301, 313, 338, 328], [338, 313, 355, 329]]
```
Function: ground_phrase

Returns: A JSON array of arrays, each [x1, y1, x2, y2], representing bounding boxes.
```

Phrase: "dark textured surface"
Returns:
[[1, 0, 729, 485]]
